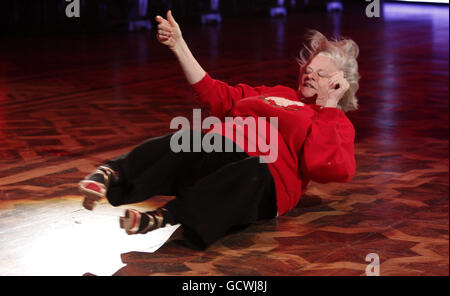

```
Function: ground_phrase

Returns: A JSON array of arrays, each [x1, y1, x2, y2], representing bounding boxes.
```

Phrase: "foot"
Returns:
[[119, 208, 166, 235], [79, 165, 117, 210]]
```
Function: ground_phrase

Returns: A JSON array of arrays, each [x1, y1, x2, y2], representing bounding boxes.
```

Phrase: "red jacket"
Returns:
[[191, 73, 356, 215]]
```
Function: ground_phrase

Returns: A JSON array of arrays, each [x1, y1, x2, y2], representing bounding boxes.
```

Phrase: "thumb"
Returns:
[[167, 10, 177, 26]]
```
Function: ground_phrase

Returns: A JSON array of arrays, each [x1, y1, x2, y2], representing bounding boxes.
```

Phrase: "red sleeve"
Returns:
[[191, 72, 272, 118], [301, 106, 356, 183]]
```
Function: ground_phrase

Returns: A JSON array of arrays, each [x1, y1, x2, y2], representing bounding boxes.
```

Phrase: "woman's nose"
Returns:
[[306, 74, 316, 81]]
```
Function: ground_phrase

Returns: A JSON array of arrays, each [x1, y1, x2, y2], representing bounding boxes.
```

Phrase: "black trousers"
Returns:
[[105, 130, 277, 249]]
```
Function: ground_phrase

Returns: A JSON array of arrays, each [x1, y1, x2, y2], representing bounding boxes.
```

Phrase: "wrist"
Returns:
[[170, 38, 187, 54], [316, 96, 338, 108], [323, 100, 338, 108]]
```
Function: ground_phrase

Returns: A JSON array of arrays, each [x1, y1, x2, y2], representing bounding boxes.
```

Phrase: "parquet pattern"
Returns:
[[0, 3, 448, 275]]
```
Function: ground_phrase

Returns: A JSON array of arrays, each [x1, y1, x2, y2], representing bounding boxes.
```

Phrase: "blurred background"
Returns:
[[0, 0, 447, 36]]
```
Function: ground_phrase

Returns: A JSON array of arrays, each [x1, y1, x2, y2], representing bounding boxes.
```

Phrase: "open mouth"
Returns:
[[303, 81, 315, 89]]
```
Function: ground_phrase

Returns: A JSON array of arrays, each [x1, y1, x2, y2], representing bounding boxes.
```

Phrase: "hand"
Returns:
[[325, 71, 350, 108], [155, 10, 183, 51], [315, 71, 349, 108]]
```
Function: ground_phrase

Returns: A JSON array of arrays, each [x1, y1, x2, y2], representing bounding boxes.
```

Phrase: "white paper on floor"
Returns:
[[21, 208, 180, 276]]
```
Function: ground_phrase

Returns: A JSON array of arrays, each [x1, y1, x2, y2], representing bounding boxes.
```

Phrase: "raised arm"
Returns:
[[155, 10, 205, 85], [156, 11, 271, 118]]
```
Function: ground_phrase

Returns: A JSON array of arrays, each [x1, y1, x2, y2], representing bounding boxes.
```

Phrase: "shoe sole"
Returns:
[[78, 180, 105, 201], [119, 209, 140, 234]]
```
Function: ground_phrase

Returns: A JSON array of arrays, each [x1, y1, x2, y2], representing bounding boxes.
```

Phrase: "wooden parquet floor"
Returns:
[[0, 3, 448, 275]]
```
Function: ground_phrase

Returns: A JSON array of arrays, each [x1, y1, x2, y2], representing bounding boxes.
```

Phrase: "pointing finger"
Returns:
[[155, 15, 170, 26]]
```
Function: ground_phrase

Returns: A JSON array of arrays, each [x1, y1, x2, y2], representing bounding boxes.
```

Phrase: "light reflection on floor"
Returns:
[[0, 198, 180, 276]]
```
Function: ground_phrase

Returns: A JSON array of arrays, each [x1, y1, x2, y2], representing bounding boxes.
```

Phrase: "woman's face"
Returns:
[[298, 54, 339, 104]]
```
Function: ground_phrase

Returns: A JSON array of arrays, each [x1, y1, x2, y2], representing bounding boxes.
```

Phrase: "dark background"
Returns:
[[0, 0, 384, 36]]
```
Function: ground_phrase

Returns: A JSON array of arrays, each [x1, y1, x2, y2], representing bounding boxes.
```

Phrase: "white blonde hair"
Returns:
[[297, 30, 360, 112]]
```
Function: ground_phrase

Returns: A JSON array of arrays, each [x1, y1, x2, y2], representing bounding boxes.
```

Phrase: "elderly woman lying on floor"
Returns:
[[79, 10, 360, 250]]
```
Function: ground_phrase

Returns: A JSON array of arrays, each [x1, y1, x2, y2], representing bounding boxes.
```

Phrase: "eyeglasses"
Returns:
[[304, 67, 331, 78]]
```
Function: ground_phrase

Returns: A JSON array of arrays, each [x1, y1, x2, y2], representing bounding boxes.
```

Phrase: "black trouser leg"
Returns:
[[165, 154, 277, 250], [104, 130, 277, 249], [105, 130, 201, 206]]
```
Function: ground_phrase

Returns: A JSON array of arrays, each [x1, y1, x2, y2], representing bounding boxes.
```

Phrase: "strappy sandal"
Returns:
[[119, 208, 167, 235], [78, 165, 118, 209]]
